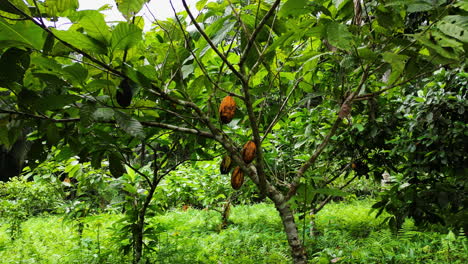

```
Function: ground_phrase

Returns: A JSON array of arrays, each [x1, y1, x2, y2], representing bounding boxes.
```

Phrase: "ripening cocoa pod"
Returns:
[[241, 140, 256, 164], [219, 96, 236, 124], [220, 155, 233, 174], [231, 166, 244, 190]]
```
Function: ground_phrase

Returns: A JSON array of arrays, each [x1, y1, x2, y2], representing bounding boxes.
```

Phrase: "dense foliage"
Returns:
[[0, 0, 466, 263]]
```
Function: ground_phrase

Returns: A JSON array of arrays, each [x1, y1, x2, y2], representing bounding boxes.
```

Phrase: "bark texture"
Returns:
[[274, 199, 308, 264]]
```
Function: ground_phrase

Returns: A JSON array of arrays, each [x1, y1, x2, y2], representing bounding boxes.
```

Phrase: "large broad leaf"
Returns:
[[0, 47, 30, 83], [0, 0, 30, 15], [52, 28, 107, 54], [279, 0, 309, 17], [36, 94, 81, 111], [114, 110, 145, 138], [116, 0, 148, 19], [45, 0, 79, 17], [382, 52, 409, 85], [63, 63, 88, 84], [92, 108, 115, 121], [455, 1, 468, 11], [110, 22, 142, 51], [70, 10, 111, 44], [0, 19, 44, 49], [438, 15, 468, 43], [326, 22, 353, 51], [108, 151, 126, 177], [79, 103, 95, 127]]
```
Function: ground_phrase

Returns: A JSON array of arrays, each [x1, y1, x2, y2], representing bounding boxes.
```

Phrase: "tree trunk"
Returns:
[[133, 220, 144, 264], [274, 199, 308, 264]]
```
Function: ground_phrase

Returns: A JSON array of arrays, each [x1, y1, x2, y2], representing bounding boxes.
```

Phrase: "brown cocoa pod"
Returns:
[[231, 166, 244, 190], [220, 155, 232, 174], [219, 96, 236, 124], [241, 140, 256, 164]]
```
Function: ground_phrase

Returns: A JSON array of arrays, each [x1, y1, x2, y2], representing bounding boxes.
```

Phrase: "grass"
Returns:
[[0, 199, 466, 263]]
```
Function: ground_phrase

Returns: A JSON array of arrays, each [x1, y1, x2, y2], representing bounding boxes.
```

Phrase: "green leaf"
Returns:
[[36, 95, 80, 111], [0, 0, 30, 15], [108, 151, 125, 177], [71, 10, 111, 43], [455, 0, 468, 11], [334, 0, 351, 11], [45, 0, 79, 16], [196, 0, 208, 11], [79, 103, 96, 127], [0, 19, 44, 49], [52, 28, 107, 54], [111, 22, 142, 51], [0, 47, 30, 83], [354, 123, 364, 132], [92, 108, 115, 121], [279, 0, 309, 17], [438, 15, 468, 43], [46, 123, 60, 145], [63, 63, 88, 84], [114, 110, 145, 138], [326, 22, 353, 51], [382, 52, 409, 84], [116, 0, 148, 19], [0, 125, 10, 147]]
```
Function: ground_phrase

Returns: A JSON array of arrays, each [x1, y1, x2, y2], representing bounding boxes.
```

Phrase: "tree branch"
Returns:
[[261, 77, 303, 142], [180, 0, 245, 83], [6, 1, 124, 78], [0, 109, 214, 139], [238, 0, 281, 67], [286, 66, 371, 200]]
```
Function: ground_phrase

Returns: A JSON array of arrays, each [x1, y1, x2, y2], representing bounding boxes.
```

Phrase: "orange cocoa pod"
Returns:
[[231, 166, 244, 190], [220, 155, 233, 174], [241, 140, 256, 164], [219, 96, 236, 124]]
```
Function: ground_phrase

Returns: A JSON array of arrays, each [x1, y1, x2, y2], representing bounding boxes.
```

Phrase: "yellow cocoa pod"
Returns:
[[219, 96, 236, 124], [241, 140, 256, 164], [231, 166, 244, 190], [220, 155, 232, 174]]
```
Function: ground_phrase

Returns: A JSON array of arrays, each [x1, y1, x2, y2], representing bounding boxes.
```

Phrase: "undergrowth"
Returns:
[[0, 199, 466, 263]]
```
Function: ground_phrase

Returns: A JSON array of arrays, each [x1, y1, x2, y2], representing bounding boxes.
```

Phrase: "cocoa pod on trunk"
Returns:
[[220, 155, 232, 174], [231, 166, 244, 190], [219, 96, 236, 124], [241, 140, 256, 164]]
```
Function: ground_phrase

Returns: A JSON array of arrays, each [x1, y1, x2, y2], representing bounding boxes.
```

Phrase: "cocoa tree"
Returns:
[[0, 0, 466, 263]]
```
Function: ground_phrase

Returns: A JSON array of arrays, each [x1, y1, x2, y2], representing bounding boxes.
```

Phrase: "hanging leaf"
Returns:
[[36, 95, 81, 111], [279, 0, 309, 17], [114, 110, 145, 138], [45, 0, 79, 17], [71, 10, 111, 44], [52, 29, 107, 54], [0, 19, 44, 49], [63, 63, 88, 84], [115, 0, 148, 19], [92, 108, 115, 121], [326, 22, 353, 51], [79, 103, 96, 127], [382, 52, 409, 84], [0, 47, 30, 83], [108, 151, 126, 177], [111, 22, 142, 51], [438, 15, 468, 43]]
